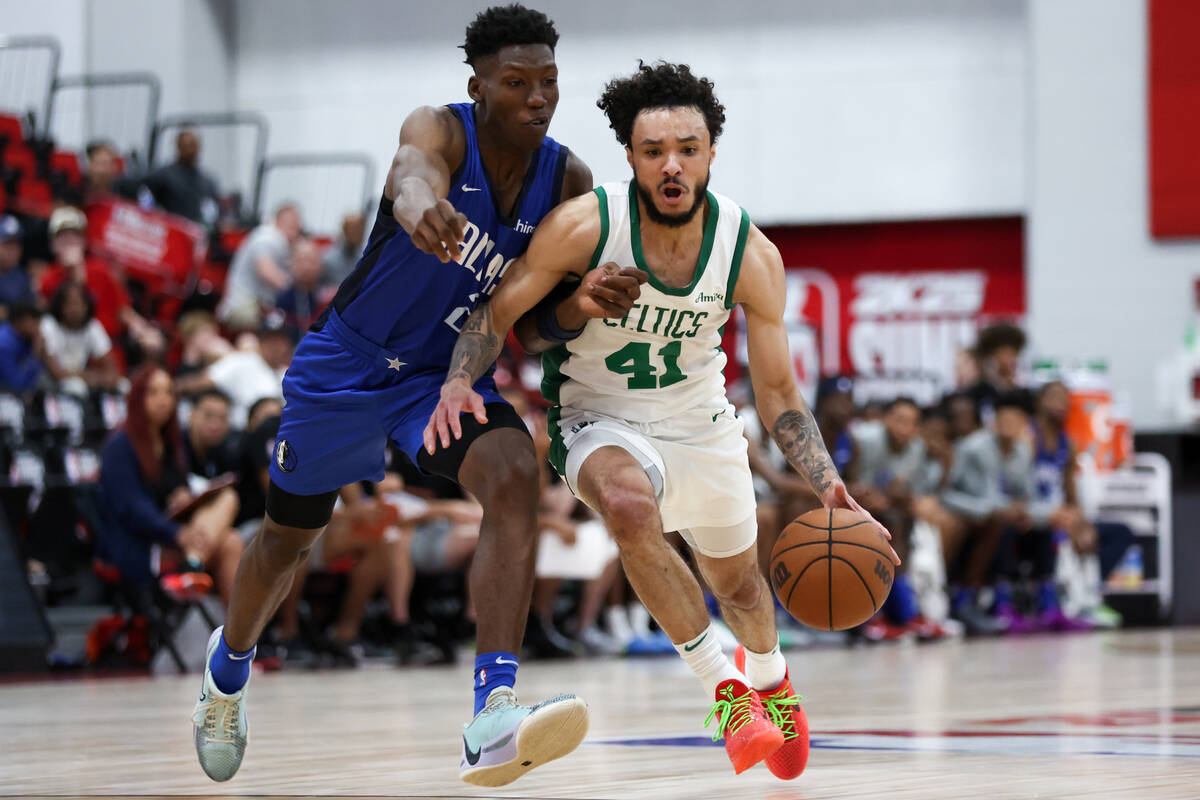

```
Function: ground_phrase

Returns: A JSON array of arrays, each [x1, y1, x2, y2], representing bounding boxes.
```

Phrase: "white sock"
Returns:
[[675, 625, 744, 697], [742, 637, 787, 692], [605, 605, 634, 644], [628, 602, 652, 637]]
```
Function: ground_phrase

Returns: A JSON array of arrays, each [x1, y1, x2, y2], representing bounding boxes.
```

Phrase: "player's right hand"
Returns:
[[410, 199, 468, 264], [424, 378, 488, 454], [573, 262, 649, 319]]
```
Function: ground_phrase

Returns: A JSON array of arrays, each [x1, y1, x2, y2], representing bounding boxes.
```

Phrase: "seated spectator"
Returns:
[[173, 311, 232, 384], [218, 204, 303, 330], [232, 397, 284, 539], [968, 322, 1027, 422], [203, 321, 293, 428], [0, 215, 34, 315], [40, 206, 164, 362], [83, 140, 135, 203], [275, 238, 329, 341], [1031, 381, 1131, 629], [0, 303, 51, 393], [940, 391, 1037, 634], [39, 280, 121, 396], [93, 365, 243, 605], [138, 128, 221, 227], [851, 397, 946, 639], [321, 211, 366, 286], [183, 388, 238, 481]]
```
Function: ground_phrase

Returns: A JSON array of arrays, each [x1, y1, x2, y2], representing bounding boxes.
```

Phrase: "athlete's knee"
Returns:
[[256, 518, 321, 574], [710, 565, 763, 610], [468, 438, 540, 510], [597, 482, 660, 546]]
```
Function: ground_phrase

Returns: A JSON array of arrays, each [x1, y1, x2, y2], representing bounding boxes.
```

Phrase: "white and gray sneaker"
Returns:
[[192, 627, 250, 782], [459, 687, 588, 787]]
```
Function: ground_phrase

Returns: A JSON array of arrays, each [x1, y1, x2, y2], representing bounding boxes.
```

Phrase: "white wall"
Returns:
[[1027, 0, 1200, 428], [1, 0, 235, 163], [234, 0, 1026, 225]]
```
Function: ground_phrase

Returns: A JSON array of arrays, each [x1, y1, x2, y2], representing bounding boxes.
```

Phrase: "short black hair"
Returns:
[[6, 302, 41, 323], [885, 396, 920, 414], [597, 60, 726, 147], [85, 139, 116, 159], [246, 396, 282, 427], [48, 280, 95, 325], [995, 389, 1034, 415], [193, 387, 232, 409], [461, 4, 558, 68]]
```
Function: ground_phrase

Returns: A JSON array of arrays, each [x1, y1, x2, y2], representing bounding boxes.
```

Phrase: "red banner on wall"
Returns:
[[725, 217, 1024, 403], [1149, 0, 1200, 238]]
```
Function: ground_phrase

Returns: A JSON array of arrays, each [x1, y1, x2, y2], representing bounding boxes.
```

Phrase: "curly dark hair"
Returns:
[[975, 321, 1027, 357], [597, 61, 726, 147], [461, 4, 559, 67]]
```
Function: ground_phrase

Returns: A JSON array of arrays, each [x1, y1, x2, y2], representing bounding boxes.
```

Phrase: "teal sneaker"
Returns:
[[192, 628, 250, 781], [459, 687, 588, 786]]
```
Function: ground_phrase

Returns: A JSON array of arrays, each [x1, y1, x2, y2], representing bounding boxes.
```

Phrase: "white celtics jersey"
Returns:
[[542, 180, 750, 425]]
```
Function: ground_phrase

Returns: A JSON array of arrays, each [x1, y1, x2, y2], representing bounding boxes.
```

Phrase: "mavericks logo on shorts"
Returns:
[[275, 439, 298, 473]]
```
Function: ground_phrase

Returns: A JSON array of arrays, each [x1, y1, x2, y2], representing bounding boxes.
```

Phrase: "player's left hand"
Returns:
[[824, 482, 901, 565], [424, 379, 488, 454]]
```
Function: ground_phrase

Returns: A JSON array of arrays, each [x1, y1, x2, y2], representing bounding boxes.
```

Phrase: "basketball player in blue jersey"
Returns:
[[192, 5, 645, 787]]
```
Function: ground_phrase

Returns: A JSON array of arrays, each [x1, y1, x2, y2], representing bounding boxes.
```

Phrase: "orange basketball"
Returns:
[[769, 508, 894, 631]]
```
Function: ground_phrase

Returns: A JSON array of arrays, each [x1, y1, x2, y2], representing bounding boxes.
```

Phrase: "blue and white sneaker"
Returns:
[[459, 687, 588, 786], [192, 627, 250, 781]]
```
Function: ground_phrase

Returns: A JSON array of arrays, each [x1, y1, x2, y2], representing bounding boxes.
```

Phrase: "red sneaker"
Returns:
[[735, 645, 810, 779], [861, 614, 915, 642], [160, 571, 213, 602], [704, 678, 784, 774]]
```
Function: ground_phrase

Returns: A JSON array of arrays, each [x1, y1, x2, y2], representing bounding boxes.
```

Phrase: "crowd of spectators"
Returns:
[[742, 322, 1134, 644], [0, 127, 1137, 671]]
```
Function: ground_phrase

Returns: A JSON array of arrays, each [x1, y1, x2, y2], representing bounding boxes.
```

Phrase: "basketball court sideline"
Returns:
[[2, 629, 1198, 799]]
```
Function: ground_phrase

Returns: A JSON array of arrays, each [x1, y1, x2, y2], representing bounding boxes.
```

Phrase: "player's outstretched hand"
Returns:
[[424, 378, 488, 454], [410, 199, 468, 264], [824, 482, 901, 565], [574, 262, 649, 319]]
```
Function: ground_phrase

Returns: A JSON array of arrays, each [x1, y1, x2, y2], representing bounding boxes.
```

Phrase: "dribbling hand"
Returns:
[[423, 379, 488, 454], [823, 482, 901, 565], [410, 199, 468, 263]]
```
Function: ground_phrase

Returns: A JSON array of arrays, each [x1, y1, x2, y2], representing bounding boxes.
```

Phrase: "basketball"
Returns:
[[769, 508, 895, 631]]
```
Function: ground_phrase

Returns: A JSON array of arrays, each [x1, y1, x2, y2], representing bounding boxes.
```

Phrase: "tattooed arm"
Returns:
[[734, 225, 898, 560], [424, 192, 614, 453]]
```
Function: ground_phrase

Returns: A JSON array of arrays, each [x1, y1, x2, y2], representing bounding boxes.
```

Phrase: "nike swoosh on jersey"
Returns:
[[463, 735, 482, 765], [461, 184, 482, 192]]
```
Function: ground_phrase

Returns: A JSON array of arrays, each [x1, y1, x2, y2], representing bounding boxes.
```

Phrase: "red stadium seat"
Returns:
[[0, 114, 23, 148], [3, 144, 35, 177], [50, 150, 83, 186]]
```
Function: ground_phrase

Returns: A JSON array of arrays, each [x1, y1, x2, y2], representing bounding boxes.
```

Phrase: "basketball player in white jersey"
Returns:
[[426, 61, 898, 779]]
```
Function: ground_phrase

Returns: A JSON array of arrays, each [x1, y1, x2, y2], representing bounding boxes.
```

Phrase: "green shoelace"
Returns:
[[703, 684, 756, 742], [761, 690, 802, 740]]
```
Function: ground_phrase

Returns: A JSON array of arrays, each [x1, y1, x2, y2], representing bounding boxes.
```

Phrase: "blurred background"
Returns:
[[0, 0, 1196, 675]]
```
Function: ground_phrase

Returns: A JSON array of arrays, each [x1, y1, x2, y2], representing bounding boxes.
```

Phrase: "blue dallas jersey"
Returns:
[[314, 102, 569, 373]]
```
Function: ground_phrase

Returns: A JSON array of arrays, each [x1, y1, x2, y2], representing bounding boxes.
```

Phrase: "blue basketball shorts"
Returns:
[[267, 309, 510, 496]]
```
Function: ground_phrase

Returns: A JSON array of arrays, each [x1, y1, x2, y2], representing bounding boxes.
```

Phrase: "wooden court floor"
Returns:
[[2, 628, 1199, 799]]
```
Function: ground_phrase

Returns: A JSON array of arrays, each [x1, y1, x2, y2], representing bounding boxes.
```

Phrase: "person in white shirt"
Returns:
[[40, 280, 120, 395], [218, 204, 303, 330]]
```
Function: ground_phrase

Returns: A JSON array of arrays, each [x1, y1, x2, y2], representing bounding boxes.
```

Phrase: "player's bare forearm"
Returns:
[[446, 302, 503, 386]]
